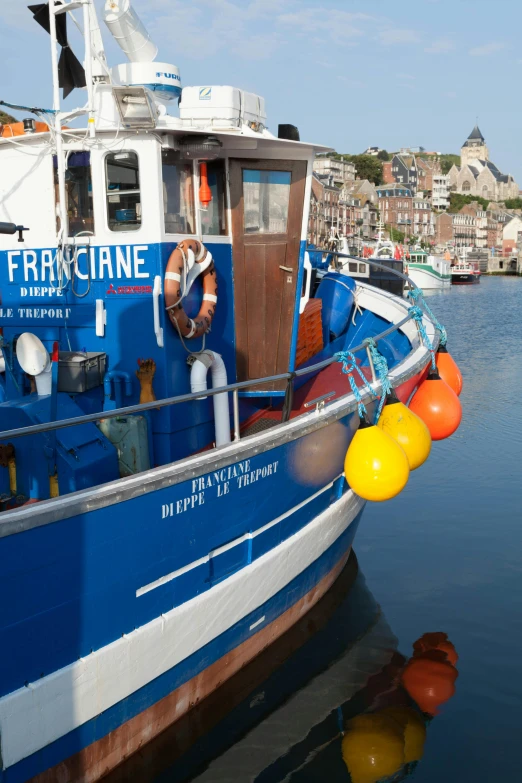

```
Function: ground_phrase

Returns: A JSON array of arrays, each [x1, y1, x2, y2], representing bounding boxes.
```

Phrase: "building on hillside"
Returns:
[[376, 184, 413, 239], [502, 215, 522, 257], [346, 179, 379, 205], [390, 154, 418, 191], [452, 213, 477, 249], [448, 125, 519, 201], [432, 173, 450, 210], [382, 161, 394, 184], [460, 203, 489, 248], [313, 156, 355, 187], [413, 197, 435, 239], [349, 194, 378, 241], [487, 209, 511, 247], [364, 146, 383, 156], [435, 212, 478, 249], [435, 213, 454, 247], [400, 146, 425, 155]]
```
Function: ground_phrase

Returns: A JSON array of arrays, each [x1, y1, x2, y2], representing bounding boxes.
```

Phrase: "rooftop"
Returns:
[[463, 124, 485, 146]]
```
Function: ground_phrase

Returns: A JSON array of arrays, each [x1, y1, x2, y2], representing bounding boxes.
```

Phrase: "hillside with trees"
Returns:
[[448, 193, 489, 212], [0, 110, 16, 124]]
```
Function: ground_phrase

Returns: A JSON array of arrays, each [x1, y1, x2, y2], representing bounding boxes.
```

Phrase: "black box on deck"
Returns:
[[58, 352, 107, 393]]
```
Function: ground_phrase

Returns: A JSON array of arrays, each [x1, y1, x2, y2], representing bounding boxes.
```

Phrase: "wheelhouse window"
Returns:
[[54, 151, 94, 236], [200, 160, 227, 236], [106, 151, 141, 232], [243, 170, 291, 234], [162, 150, 195, 234]]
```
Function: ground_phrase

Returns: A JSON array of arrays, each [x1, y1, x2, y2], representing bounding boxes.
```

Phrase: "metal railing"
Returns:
[[0, 253, 424, 444]]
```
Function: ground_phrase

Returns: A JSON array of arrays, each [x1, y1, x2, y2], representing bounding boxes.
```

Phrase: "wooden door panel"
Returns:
[[230, 159, 306, 388]]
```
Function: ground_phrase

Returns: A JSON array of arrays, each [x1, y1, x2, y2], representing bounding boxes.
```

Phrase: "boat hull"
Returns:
[[408, 265, 451, 290], [14, 491, 364, 783], [451, 273, 480, 284]]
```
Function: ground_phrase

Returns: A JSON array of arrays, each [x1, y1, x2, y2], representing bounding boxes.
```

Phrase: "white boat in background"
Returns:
[[407, 249, 451, 290]]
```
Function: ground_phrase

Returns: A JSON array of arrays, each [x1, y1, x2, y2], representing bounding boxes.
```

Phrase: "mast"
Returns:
[[48, 0, 69, 241], [47, 0, 105, 242]]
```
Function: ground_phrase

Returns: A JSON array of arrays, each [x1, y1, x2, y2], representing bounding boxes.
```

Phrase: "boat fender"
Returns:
[[165, 239, 217, 339], [435, 344, 462, 396], [409, 368, 462, 441]]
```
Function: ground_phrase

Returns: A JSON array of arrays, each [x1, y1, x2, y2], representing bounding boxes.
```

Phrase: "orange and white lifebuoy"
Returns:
[[164, 239, 218, 339]]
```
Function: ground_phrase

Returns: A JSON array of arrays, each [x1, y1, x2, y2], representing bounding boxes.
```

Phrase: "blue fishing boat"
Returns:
[[0, 2, 456, 781]]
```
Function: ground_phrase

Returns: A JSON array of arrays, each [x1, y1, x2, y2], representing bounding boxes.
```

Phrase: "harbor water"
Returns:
[[107, 277, 522, 783]]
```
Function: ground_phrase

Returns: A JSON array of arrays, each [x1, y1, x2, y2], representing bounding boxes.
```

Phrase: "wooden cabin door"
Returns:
[[229, 159, 307, 387]]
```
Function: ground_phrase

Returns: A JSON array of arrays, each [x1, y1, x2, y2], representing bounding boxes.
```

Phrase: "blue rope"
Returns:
[[335, 350, 376, 418], [363, 338, 391, 422], [407, 286, 447, 346], [408, 304, 437, 371]]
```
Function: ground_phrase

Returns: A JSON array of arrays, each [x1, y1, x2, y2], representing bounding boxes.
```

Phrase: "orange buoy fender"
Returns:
[[413, 632, 458, 666], [409, 368, 462, 441], [436, 345, 463, 396], [164, 239, 217, 339], [401, 656, 458, 715]]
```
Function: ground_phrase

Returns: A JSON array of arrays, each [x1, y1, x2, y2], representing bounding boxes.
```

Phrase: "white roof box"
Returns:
[[179, 86, 266, 131]]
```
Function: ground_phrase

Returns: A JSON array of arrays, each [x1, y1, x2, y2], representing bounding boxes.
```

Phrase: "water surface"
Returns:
[[357, 276, 522, 782]]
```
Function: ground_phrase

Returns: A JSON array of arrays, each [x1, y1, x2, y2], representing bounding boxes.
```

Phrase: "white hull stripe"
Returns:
[[0, 490, 364, 769], [137, 480, 337, 597], [165, 271, 181, 282]]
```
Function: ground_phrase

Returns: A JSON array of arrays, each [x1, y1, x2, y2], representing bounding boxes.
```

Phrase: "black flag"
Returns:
[[28, 3, 86, 99]]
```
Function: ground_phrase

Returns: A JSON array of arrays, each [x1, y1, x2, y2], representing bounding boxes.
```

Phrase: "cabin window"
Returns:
[[243, 170, 291, 234], [162, 151, 195, 234], [348, 262, 358, 273], [54, 152, 94, 236], [201, 160, 227, 236], [106, 151, 141, 232]]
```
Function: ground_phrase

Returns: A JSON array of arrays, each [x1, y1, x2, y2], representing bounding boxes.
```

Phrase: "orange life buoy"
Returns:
[[164, 239, 217, 339]]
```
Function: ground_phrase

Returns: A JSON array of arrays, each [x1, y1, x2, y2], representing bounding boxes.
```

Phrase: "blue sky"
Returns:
[[1, 0, 521, 183]]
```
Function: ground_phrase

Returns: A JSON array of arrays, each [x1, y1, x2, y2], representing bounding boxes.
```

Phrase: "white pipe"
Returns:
[[190, 351, 231, 447], [35, 362, 52, 397]]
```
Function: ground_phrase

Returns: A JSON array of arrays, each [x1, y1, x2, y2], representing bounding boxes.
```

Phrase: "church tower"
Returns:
[[461, 125, 489, 166]]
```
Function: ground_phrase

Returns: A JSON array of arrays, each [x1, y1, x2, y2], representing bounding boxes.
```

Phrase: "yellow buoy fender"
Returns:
[[342, 712, 405, 783], [380, 706, 427, 763], [344, 415, 410, 502], [377, 389, 432, 471]]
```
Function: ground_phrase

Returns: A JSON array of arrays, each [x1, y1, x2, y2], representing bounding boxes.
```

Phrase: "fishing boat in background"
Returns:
[[0, 2, 460, 781], [324, 232, 405, 297], [407, 249, 451, 290], [451, 258, 481, 284]]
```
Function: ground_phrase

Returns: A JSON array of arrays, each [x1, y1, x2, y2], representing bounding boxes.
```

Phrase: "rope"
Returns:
[[408, 304, 437, 371], [335, 350, 376, 418], [363, 338, 391, 422], [407, 286, 447, 346]]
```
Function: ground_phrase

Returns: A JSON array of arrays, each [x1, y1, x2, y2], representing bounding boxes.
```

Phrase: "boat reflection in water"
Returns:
[[105, 554, 458, 783]]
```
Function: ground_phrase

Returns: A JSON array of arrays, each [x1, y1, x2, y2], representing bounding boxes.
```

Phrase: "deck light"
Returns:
[[113, 86, 157, 129]]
